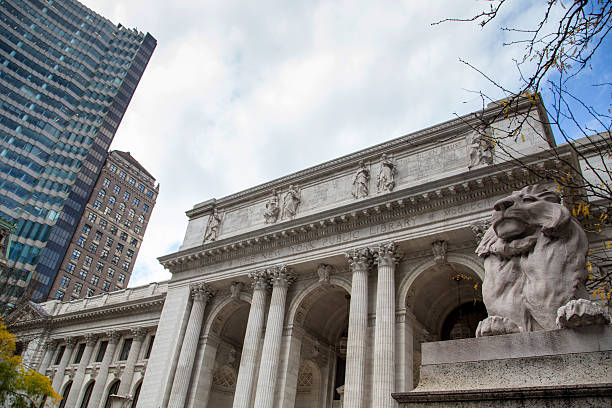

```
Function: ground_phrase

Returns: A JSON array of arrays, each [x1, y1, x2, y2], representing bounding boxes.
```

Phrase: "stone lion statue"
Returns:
[[475, 185, 609, 336]]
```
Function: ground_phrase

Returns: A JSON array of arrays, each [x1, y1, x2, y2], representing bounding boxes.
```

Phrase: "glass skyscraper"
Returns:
[[0, 0, 156, 308]]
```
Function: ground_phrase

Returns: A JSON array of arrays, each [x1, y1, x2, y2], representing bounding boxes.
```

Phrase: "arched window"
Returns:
[[79, 381, 95, 408], [104, 380, 120, 408], [109, 196, 116, 206], [98, 189, 106, 199], [130, 382, 142, 408], [58, 382, 72, 408]]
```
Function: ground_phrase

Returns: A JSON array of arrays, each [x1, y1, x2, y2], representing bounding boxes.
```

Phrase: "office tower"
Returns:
[[0, 0, 156, 308], [48, 150, 157, 301]]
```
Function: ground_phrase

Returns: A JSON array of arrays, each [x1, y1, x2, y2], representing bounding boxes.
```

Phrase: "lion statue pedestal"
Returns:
[[393, 186, 611, 407]]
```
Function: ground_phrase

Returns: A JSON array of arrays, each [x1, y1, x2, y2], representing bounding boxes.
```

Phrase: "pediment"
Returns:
[[4, 301, 49, 328]]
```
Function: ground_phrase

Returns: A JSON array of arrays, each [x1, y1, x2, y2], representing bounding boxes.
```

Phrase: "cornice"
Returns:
[[187, 96, 539, 217], [161, 147, 575, 273]]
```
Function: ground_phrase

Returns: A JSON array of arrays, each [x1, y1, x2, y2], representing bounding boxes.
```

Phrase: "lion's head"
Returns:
[[476, 185, 589, 332]]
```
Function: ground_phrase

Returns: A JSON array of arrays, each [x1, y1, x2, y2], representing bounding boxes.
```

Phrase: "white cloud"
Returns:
[[77, 0, 583, 287]]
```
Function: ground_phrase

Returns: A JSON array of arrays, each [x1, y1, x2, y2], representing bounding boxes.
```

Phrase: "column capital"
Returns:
[[106, 330, 121, 344], [65, 337, 77, 347], [248, 270, 270, 290], [44, 339, 59, 351], [191, 282, 214, 302], [345, 247, 373, 272], [130, 327, 147, 341], [373, 241, 401, 267], [84, 333, 98, 346], [268, 265, 295, 288]]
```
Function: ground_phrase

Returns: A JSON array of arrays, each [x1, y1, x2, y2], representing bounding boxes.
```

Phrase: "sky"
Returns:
[[78, 0, 611, 287]]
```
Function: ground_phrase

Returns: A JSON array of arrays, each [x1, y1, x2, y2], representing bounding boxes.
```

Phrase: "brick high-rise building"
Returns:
[[0, 0, 156, 308], [47, 150, 157, 301]]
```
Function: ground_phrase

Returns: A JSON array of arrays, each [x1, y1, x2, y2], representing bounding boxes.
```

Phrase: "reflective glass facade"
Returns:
[[0, 0, 156, 308]]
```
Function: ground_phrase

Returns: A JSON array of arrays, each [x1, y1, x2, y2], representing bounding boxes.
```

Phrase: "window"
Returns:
[[123, 191, 131, 200], [96, 262, 104, 272], [66, 262, 76, 274], [119, 171, 126, 180], [119, 338, 132, 360], [94, 231, 103, 241], [103, 178, 111, 187], [121, 261, 130, 271], [54, 346, 66, 365], [95, 341, 108, 362], [71, 249, 81, 260], [86, 288, 95, 297], [128, 178, 135, 187], [109, 164, 117, 172], [115, 213, 122, 222], [60, 276, 70, 288], [91, 275, 100, 286], [102, 281, 110, 291], [113, 185, 121, 194], [126, 249, 134, 259], [116, 244, 124, 254], [118, 273, 126, 284], [137, 184, 144, 193], [88, 212, 97, 222], [130, 238, 138, 247], [73, 282, 83, 295], [105, 237, 114, 247], [79, 269, 88, 279], [134, 225, 141, 234], [120, 232, 128, 241], [142, 204, 149, 213], [93, 200, 101, 209], [98, 189, 106, 199], [101, 249, 109, 259], [110, 225, 118, 235], [76, 236, 86, 247], [137, 215, 144, 224], [132, 198, 139, 207], [84, 256, 93, 268], [89, 243, 98, 253], [146, 190, 154, 199], [55, 290, 65, 300], [128, 209, 135, 218], [82, 224, 91, 235], [118, 203, 126, 212], [144, 335, 155, 359], [99, 220, 107, 230], [107, 268, 115, 278], [74, 343, 86, 364], [114, 286, 121, 291], [109, 196, 116, 206], [104, 207, 112, 215], [111, 255, 119, 265], [124, 219, 131, 228]]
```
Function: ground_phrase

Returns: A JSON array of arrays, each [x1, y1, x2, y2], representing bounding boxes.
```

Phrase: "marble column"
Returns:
[[253, 266, 294, 408], [168, 283, 213, 408], [344, 248, 372, 408], [232, 270, 269, 408], [111, 328, 146, 408], [90, 331, 120, 408], [38, 340, 58, 375], [65, 334, 98, 408], [51, 337, 76, 393], [373, 242, 400, 408]]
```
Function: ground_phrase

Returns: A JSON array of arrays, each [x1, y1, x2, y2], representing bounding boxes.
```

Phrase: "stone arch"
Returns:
[[287, 275, 351, 328], [397, 252, 484, 309], [203, 291, 252, 337]]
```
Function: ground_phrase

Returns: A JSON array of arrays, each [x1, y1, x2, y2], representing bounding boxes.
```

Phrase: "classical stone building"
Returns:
[[8, 98, 607, 408]]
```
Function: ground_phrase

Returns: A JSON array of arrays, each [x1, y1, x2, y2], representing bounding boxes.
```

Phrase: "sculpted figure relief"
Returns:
[[351, 161, 370, 199], [475, 185, 609, 337], [264, 189, 280, 223], [377, 154, 395, 193], [204, 208, 222, 243], [281, 185, 301, 220], [468, 125, 494, 169]]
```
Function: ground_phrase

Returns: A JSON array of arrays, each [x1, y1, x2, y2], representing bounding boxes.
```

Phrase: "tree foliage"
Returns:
[[435, 0, 612, 305], [0, 317, 59, 407]]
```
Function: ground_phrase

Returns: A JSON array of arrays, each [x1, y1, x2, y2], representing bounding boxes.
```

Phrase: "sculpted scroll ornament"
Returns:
[[204, 208, 222, 243], [377, 154, 395, 193], [281, 185, 301, 220], [352, 161, 370, 199], [475, 185, 610, 337], [264, 190, 281, 223]]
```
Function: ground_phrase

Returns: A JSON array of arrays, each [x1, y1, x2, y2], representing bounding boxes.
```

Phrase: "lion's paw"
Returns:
[[476, 316, 521, 337], [556, 299, 611, 329]]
